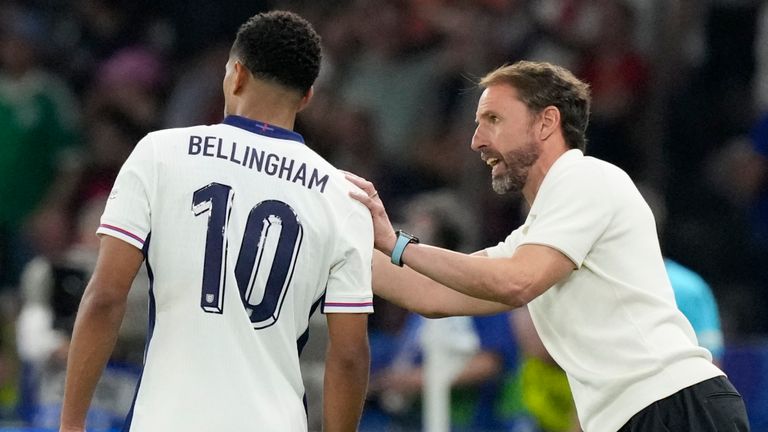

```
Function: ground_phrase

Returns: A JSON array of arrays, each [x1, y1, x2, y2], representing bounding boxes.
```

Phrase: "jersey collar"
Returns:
[[222, 115, 305, 144]]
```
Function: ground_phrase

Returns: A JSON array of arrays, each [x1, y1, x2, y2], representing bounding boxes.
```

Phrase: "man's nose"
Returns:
[[470, 127, 485, 152]]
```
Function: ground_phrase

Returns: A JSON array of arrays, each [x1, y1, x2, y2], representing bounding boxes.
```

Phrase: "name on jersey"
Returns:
[[188, 135, 328, 193]]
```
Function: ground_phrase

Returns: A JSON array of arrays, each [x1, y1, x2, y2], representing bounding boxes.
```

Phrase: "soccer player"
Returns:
[[346, 61, 749, 431], [59, 11, 373, 432]]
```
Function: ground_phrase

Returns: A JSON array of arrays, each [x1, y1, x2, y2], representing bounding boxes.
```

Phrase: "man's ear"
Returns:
[[539, 105, 560, 141], [233, 61, 249, 94], [297, 86, 314, 112]]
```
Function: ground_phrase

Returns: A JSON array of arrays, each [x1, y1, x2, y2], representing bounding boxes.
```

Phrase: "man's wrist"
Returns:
[[391, 230, 419, 267]]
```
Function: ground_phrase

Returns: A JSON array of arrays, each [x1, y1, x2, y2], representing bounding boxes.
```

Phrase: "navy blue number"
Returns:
[[193, 184, 302, 329], [192, 183, 233, 314], [235, 201, 302, 329]]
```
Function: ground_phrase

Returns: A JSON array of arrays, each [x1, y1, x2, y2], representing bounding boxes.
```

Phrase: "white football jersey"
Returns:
[[97, 115, 374, 431]]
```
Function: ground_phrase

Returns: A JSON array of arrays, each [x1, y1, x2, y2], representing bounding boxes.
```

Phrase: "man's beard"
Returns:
[[491, 140, 540, 195]]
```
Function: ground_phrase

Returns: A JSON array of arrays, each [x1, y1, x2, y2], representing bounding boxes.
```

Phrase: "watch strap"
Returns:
[[391, 230, 418, 267]]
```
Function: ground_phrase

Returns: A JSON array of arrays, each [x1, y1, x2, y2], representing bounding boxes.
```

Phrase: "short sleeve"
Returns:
[[485, 229, 523, 258], [96, 135, 155, 250], [322, 205, 374, 314], [520, 165, 613, 268]]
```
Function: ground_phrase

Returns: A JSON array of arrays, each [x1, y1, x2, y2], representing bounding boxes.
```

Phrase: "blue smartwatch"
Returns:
[[391, 230, 419, 267]]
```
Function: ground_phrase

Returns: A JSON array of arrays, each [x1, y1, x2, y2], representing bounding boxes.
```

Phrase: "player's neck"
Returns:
[[232, 83, 302, 131]]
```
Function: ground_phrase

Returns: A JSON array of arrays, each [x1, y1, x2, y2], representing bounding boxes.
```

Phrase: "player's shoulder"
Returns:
[[133, 124, 232, 158], [144, 123, 223, 141], [314, 163, 360, 199], [310, 165, 374, 219]]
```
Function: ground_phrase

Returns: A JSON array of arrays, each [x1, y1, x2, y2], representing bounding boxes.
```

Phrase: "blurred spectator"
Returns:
[[163, 44, 230, 128], [642, 178, 725, 365], [47, 0, 168, 95], [523, 0, 601, 70], [155, 0, 270, 60], [703, 113, 768, 333], [361, 190, 526, 431], [665, 259, 724, 364], [337, 0, 456, 166], [85, 45, 166, 131], [30, 104, 148, 259], [16, 196, 147, 430], [0, 4, 79, 289], [745, 113, 768, 254], [576, 0, 650, 179], [365, 312, 523, 432], [299, 96, 382, 183], [502, 307, 579, 432]]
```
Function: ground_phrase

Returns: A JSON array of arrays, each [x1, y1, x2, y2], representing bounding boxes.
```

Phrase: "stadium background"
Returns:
[[0, 0, 766, 430]]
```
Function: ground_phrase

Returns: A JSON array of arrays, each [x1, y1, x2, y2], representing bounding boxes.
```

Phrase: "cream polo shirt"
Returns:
[[486, 149, 722, 432]]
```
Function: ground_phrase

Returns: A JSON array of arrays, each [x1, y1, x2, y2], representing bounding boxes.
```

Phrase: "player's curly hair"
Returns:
[[231, 10, 321, 95]]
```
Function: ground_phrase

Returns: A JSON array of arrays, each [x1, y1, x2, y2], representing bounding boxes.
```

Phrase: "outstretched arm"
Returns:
[[323, 313, 370, 432], [372, 250, 510, 317], [59, 236, 143, 432], [393, 241, 573, 308], [346, 172, 574, 310]]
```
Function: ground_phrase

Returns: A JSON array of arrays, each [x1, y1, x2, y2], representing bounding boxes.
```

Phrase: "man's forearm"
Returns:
[[60, 290, 126, 430], [401, 243, 522, 305], [373, 251, 509, 317], [395, 243, 574, 309], [323, 344, 369, 432]]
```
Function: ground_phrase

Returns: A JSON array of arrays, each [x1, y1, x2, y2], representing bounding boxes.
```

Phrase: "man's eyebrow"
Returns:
[[477, 111, 497, 122]]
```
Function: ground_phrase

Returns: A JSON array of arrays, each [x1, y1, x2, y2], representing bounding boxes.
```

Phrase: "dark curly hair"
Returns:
[[231, 10, 321, 94]]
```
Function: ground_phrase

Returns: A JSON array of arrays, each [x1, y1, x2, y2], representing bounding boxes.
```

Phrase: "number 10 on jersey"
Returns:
[[192, 183, 303, 329]]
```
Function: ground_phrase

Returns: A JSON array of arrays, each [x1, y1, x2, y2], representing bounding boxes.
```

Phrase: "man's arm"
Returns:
[[59, 236, 144, 432], [345, 172, 574, 310], [398, 242, 574, 308], [323, 312, 370, 432], [373, 250, 511, 318]]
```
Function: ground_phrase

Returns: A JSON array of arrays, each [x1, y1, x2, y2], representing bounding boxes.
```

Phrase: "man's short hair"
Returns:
[[480, 61, 591, 151], [231, 10, 321, 95]]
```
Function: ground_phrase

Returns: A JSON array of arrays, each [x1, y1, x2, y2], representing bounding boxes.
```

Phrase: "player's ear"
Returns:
[[233, 61, 249, 94], [539, 105, 560, 142], [297, 86, 314, 113]]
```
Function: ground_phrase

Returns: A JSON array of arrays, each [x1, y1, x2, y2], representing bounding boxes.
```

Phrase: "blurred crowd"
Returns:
[[0, 0, 767, 430]]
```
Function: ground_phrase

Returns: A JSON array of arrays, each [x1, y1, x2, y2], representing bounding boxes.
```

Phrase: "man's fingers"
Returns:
[[349, 190, 372, 207], [343, 172, 363, 184], [344, 173, 371, 191], [344, 173, 382, 200]]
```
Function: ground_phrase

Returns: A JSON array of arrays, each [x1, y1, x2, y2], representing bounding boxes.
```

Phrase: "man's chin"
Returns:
[[491, 175, 523, 195], [491, 178, 511, 195]]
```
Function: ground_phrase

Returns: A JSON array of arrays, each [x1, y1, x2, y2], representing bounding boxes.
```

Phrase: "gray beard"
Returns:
[[492, 174, 522, 194], [491, 143, 539, 195]]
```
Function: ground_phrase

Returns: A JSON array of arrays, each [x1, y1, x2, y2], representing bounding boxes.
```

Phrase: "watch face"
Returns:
[[397, 230, 418, 243]]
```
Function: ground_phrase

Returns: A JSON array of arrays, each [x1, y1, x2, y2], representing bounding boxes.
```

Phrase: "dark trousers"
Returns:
[[619, 376, 749, 431]]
